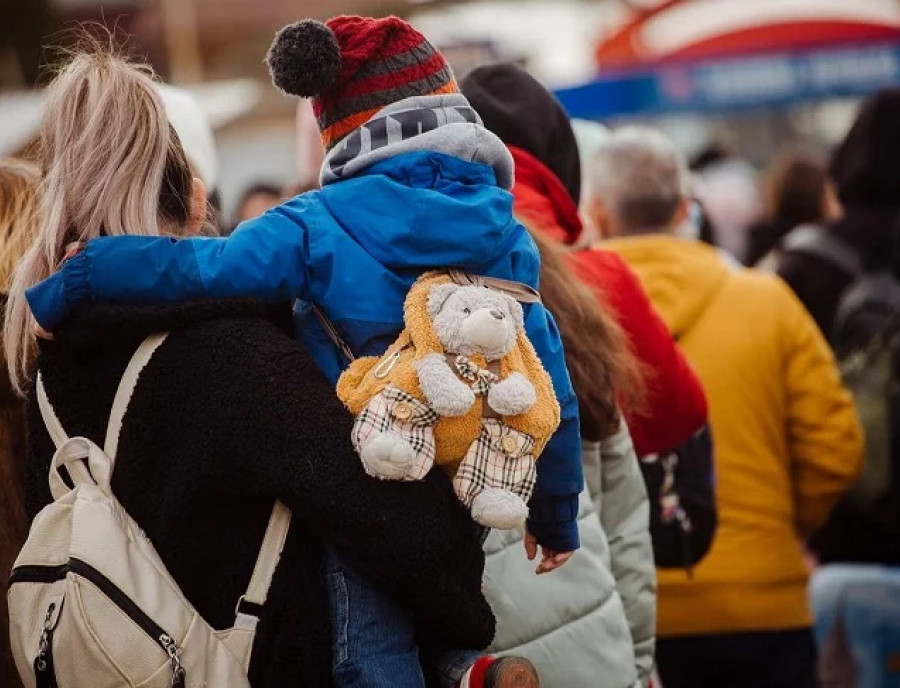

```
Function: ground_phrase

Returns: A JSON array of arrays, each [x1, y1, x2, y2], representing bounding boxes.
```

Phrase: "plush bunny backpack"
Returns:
[[336, 271, 560, 529]]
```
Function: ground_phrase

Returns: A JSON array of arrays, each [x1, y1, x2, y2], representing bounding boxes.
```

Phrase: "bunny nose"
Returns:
[[490, 309, 505, 320]]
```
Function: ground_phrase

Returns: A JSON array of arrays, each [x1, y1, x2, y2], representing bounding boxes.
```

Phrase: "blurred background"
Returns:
[[2, 0, 899, 223]]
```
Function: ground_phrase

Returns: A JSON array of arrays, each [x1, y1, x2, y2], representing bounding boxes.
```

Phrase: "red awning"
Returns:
[[597, 0, 900, 68]]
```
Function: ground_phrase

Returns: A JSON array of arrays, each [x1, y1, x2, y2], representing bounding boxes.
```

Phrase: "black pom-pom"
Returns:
[[266, 20, 341, 98]]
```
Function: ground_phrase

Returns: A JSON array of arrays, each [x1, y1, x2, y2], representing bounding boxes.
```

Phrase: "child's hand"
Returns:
[[524, 530, 574, 575]]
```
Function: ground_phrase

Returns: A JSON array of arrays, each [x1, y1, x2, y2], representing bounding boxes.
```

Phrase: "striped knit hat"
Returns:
[[266, 16, 458, 150]]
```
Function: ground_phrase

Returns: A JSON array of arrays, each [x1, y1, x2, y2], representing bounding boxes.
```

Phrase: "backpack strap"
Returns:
[[782, 225, 863, 277], [234, 501, 292, 628], [37, 332, 169, 500], [309, 272, 541, 365], [447, 270, 542, 304], [36, 373, 69, 450], [104, 332, 170, 460]]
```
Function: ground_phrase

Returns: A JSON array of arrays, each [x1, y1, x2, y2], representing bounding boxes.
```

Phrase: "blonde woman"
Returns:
[[4, 47, 493, 686], [0, 157, 39, 688]]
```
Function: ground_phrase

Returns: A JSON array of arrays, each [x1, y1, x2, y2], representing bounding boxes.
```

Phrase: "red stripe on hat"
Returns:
[[330, 53, 453, 102]]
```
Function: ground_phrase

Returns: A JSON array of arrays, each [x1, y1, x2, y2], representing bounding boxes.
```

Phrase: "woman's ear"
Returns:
[[186, 177, 208, 236]]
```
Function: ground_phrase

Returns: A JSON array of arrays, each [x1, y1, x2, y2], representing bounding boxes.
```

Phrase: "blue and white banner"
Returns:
[[555, 41, 900, 119]]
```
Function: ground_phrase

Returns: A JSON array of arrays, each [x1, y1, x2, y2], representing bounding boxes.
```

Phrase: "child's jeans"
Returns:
[[810, 563, 900, 688], [323, 548, 483, 688]]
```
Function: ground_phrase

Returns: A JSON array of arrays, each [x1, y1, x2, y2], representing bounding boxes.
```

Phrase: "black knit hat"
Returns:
[[461, 63, 581, 205], [831, 87, 900, 207]]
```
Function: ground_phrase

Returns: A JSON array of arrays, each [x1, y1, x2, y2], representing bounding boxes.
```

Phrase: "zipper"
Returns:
[[34, 602, 59, 688], [10, 559, 185, 687]]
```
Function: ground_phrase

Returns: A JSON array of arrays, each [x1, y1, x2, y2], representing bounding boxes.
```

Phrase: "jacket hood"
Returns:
[[461, 63, 581, 205], [510, 146, 583, 246], [51, 299, 291, 352], [319, 151, 520, 271], [603, 235, 729, 339]]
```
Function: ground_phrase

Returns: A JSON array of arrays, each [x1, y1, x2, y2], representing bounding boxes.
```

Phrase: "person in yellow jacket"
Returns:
[[585, 126, 864, 688]]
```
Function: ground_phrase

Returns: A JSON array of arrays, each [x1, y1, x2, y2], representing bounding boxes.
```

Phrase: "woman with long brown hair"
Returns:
[[480, 221, 656, 687], [0, 157, 40, 688]]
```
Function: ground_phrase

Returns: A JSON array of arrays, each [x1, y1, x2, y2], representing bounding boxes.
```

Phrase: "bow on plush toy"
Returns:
[[337, 271, 560, 529]]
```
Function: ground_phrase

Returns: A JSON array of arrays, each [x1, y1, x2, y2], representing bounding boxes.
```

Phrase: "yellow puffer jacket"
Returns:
[[603, 235, 864, 637]]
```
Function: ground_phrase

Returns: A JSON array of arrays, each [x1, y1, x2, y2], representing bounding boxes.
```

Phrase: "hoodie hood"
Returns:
[[831, 87, 900, 208], [603, 235, 730, 339], [320, 93, 514, 190], [319, 150, 522, 272], [509, 146, 583, 246], [461, 63, 581, 205]]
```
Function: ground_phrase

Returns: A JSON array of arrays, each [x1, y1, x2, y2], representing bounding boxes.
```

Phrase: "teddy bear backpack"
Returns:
[[332, 271, 560, 530]]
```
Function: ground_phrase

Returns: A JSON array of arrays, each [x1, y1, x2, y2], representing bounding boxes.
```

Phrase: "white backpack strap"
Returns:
[[103, 333, 169, 461], [36, 372, 69, 449], [235, 501, 292, 627]]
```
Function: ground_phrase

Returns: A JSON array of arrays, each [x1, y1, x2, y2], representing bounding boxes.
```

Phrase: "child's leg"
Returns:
[[323, 548, 427, 688]]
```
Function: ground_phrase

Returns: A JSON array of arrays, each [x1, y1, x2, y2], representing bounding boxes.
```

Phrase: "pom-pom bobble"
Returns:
[[266, 20, 341, 98]]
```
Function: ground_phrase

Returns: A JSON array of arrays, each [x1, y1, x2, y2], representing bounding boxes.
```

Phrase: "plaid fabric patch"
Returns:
[[454, 355, 499, 396], [352, 386, 439, 481], [453, 419, 537, 507]]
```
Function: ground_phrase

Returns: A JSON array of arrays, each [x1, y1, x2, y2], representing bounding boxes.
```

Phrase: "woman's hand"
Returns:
[[524, 530, 574, 575]]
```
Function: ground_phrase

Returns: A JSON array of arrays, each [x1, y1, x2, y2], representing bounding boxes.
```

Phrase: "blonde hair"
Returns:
[[4, 47, 195, 395], [0, 159, 41, 291]]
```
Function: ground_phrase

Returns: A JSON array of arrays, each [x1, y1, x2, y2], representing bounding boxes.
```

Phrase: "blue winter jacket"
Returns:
[[27, 151, 583, 551]]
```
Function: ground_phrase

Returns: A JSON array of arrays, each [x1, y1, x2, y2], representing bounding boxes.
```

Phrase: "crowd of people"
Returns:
[[0, 12, 897, 688]]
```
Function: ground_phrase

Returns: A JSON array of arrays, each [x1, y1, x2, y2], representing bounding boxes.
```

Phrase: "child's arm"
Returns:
[[27, 205, 313, 330], [522, 306, 584, 556]]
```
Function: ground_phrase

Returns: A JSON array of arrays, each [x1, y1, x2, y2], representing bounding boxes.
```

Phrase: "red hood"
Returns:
[[509, 146, 583, 245]]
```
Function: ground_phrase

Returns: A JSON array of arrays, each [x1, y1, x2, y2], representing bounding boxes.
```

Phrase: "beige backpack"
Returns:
[[8, 333, 292, 688]]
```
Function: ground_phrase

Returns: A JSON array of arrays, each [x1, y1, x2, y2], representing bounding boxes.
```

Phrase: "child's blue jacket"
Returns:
[[27, 151, 583, 551]]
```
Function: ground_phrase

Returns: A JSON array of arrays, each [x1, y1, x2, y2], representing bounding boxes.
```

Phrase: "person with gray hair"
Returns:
[[586, 127, 864, 688], [587, 127, 691, 239]]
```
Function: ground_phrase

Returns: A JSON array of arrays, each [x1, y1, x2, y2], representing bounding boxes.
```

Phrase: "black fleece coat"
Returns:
[[24, 299, 495, 686]]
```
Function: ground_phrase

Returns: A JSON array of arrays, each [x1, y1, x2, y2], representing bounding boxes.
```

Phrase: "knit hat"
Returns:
[[831, 87, 900, 208], [266, 16, 458, 150], [461, 63, 581, 205]]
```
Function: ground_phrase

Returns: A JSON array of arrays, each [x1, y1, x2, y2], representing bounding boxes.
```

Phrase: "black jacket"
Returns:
[[777, 207, 900, 339], [777, 209, 900, 566], [24, 299, 495, 686]]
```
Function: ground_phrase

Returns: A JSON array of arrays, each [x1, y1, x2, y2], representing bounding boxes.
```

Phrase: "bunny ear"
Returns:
[[504, 295, 525, 329], [266, 20, 342, 98], [428, 284, 459, 318]]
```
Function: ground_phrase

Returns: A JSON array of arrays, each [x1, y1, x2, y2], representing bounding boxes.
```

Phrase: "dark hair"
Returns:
[[748, 150, 829, 265], [238, 183, 282, 205], [526, 224, 645, 440], [159, 125, 194, 229]]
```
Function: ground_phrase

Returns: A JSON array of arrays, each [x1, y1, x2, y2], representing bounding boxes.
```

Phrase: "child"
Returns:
[[27, 15, 583, 687]]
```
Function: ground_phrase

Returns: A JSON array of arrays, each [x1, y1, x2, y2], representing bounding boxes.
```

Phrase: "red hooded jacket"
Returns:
[[510, 145, 707, 456]]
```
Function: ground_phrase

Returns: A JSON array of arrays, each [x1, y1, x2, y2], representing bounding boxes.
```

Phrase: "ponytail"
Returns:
[[4, 45, 194, 395]]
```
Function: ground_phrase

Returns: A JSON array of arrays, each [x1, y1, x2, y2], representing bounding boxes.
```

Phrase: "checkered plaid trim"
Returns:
[[351, 386, 439, 481], [453, 419, 537, 507], [454, 355, 499, 396]]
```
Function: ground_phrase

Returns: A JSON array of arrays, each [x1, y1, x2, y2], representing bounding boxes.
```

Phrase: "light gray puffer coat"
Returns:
[[483, 420, 656, 687]]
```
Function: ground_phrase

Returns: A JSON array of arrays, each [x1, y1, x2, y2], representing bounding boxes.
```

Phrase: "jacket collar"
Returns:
[[52, 299, 291, 352], [509, 146, 583, 246]]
